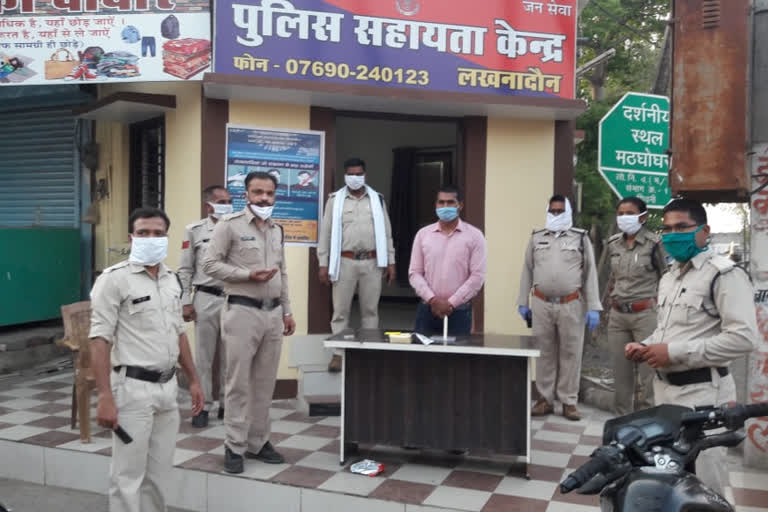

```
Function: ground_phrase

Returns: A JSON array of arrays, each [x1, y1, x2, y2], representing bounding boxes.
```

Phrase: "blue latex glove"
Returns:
[[518, 305, 531, 322], [586, 310, 600, 332]]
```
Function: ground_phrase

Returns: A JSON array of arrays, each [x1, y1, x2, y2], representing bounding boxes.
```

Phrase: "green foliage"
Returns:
[[575, 0, 670, 240], [578, 0, 668, 100]]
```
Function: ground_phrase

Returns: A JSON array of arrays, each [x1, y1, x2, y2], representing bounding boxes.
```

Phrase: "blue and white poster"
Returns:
[[225, 124, 324, 246]]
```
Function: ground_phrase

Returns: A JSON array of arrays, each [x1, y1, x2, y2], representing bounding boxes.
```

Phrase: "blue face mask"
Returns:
[[436, 207, 459, 222], [662, 225, 707, 262]]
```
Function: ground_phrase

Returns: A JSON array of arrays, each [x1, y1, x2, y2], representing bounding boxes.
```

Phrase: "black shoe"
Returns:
[[245, 441, 285, 464], [191, 410, 209, 428], [224, 446, 244, 474], [218, 406, 224, 420]]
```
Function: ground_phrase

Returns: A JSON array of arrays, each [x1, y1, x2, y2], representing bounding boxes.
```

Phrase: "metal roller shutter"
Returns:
[[0, 107, 78, 228]]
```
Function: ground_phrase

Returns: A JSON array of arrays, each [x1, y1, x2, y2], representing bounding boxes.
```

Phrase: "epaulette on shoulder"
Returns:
[[708, 254, 736, 274], [185, 219, 206, 231], [103, 260, 130, 274], [532, 228, 546, 235], [220, 210, 244, 221], [569, 227, 587, 234], [608, 233, 623, 244]]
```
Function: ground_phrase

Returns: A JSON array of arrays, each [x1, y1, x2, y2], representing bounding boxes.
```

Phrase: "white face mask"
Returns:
[[249, 204, 274, 220], [208, 202, 233, 219], [616, 212, 646, 235], [345, 174, 365, 191], [129, 236, 168, 266], [546, 212, 572, 232], [545, 197, 573, 232]]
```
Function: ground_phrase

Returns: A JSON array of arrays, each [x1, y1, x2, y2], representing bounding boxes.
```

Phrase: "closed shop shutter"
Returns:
[[0, 107, 78, 228]]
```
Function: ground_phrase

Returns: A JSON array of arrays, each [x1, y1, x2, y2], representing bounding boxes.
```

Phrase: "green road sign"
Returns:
[[598, 92, 671, 209]]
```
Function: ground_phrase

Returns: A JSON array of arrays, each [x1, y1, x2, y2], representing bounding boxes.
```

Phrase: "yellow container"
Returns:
[[389, 333, 412, 344]]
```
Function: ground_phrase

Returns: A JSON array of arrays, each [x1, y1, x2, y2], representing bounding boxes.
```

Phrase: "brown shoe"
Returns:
[[531, 398, 554, 416], [328, 354, 343, 373], [563, 404, 582, 421]]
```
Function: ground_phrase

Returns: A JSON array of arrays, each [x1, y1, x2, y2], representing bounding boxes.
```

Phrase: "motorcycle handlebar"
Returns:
[[744, 403, 768, 419], [560, 446, 621, 494], [681, 409, 717, 426], [682, 402, 768, 430], [560, 403, 768, 496]]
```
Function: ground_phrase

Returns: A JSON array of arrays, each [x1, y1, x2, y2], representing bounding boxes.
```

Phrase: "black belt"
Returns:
[[114, 365, 176, 384], [195, 285, 224, 297], [228, 295, 281, 310], [657, 367, 728, 386]]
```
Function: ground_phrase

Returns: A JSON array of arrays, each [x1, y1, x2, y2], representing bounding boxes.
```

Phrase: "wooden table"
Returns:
[[325, 330, 540, 474]]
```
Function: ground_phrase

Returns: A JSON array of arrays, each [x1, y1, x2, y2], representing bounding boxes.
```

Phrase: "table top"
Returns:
[[324, 329, 540, 358]]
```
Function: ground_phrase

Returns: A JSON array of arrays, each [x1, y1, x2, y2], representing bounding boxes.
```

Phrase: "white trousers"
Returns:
[[110, 370, 180, 512]]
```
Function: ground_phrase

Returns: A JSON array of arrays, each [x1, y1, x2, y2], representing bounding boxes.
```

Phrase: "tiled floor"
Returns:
[[1, 372, 767, 512]]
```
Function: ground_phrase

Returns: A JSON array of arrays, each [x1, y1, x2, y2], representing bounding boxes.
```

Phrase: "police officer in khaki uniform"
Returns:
[[626, 199, 758, 495], [518, 195, 602, 421], [90, 207, 204, 512], [317, 157, 395, 372], [178, 185, 232, 428], [606, 197, 667, 415], [202, 171, 295, 474]]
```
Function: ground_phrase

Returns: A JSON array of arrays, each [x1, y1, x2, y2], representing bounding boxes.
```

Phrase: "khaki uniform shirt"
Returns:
[[89, 261, 184, 371], [202, 208, 292, 315], [178, 217, 226, 306], [643, 250, 758, 372], [607, 227, 668, 303], [518, 228, 602, 311], [316, 189, 396, 267]]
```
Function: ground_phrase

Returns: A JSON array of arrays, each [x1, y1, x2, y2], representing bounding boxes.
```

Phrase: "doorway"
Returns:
[[332, 115, 459, 330], [308, 109, 487, 334]]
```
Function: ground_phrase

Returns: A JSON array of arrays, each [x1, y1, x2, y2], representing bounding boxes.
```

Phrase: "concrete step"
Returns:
[[0, 441, 406, 512], [289, 334, 333, 368], [304, 394, 341, 417], [299, 363, 331, 373], [0, 323, 68, 376], [299, 368, 341, 397]]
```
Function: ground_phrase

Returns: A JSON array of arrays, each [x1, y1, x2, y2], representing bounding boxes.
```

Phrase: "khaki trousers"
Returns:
[[221, 303, 283, 455], [193, 291, 225, 410], [654, 371, 735, 496], [531, 295, 585, 406], [109, 370, 179, 512], [608, 308, 657, 415], [331, 258, 383, 355]]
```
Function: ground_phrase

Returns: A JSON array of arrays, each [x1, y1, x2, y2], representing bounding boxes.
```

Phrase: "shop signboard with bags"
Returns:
[[0, 0, 211, 86], [44, 48, 80, 79]]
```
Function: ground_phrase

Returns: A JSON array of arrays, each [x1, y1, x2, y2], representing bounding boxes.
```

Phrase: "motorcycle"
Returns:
[[560, 401, 768, 512]]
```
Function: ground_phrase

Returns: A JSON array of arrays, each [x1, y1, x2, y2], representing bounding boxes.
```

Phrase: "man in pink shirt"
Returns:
[[408, 185, 487, 335]]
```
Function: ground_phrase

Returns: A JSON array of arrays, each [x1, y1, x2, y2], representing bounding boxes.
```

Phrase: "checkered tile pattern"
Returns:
[[1, 372, 766, 512]]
